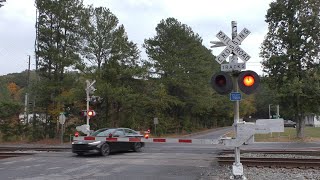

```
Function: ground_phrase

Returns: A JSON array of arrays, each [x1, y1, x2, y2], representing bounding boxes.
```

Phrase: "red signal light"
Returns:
[[75, 132, 79, 137], [87, 110, 95, 117], [238, 71, 260, 95], [243, 75, 255, 87], [144, 134, 149, 139]]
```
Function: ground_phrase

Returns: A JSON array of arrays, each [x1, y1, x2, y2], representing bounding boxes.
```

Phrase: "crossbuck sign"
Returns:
[[215, 28, 251, 64]]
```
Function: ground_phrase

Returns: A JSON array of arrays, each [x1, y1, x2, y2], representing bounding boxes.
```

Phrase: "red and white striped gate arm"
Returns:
[[73, 136, 219, 145]]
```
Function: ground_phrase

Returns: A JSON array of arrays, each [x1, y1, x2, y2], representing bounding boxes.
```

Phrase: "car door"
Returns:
[[113, 129, 126, 151]]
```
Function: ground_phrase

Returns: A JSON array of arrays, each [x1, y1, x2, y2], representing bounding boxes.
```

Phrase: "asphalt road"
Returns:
[[0, 128, 231, 180], [2, 127, 318, 180]]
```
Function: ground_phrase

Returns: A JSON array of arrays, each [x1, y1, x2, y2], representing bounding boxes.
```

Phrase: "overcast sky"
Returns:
[[0, 0, 273, 76]]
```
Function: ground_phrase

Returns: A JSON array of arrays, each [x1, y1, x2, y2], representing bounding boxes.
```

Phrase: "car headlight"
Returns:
[[88, 141, 101, 145]]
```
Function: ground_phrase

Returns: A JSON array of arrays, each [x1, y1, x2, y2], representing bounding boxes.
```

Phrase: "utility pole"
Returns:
[[269, 104, 272, 119], [24, 55, 31, 123]]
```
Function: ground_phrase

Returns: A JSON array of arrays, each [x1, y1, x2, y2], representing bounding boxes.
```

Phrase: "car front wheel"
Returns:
[[100, 143, 110, 156]]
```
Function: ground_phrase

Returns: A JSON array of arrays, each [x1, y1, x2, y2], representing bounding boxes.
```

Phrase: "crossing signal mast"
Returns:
[[210, 21, 260, 180], [84, 80, 96, 135]]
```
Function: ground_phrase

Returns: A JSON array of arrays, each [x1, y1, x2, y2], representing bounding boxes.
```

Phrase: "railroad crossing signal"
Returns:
[[211, 25, 260, 95], [210, 21, 259, 180], [80, 110, 96, 117]]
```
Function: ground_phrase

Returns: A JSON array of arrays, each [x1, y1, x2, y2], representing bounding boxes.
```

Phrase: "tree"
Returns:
[[96, 24, 148, 128], [144, 18, 223, 132], [34, 0, 86, 138], [252, 78, 278, 119], [0, 101, 22, 141], [7, 82, 20, 100], [260, 0, 320, 138], [80, 6, 119, 77], [36, 0, 84, 80], [0, 0, 6, 8]]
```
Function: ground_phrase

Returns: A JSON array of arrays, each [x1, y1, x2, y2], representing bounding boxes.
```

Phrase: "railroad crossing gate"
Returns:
[[73, 136, 219, 145], [73, 120, 284, 146]]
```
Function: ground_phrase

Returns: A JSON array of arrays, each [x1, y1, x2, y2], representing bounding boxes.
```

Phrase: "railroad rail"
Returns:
[[219, 149, 320, 156], [217, 156, 320, 169], [0, 152, 34, 160], [0, 146, 70, 152]]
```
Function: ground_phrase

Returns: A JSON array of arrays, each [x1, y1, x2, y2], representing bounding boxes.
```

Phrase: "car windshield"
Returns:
[[91, 128, 116, 136]]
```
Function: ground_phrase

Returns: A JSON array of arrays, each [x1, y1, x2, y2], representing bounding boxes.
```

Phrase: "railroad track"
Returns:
[[0, 146, 70, 152], [0, 146, 71, 159], [0, 152, 34, 159], [217, 156, 320, 169], [220, 149, 320, 156]]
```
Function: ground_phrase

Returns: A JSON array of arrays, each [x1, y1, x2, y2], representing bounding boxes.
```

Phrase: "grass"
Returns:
[[254, 127, 320, 142]]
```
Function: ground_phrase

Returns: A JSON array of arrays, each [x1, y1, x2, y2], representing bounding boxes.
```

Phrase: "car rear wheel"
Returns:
[[132, 142, 142, 152], [100, 143, 110, 156]]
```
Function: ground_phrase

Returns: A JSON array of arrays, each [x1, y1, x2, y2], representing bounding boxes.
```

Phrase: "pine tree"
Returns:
[[79, 6, 120, 77], [144, 18, 222, 132], [34, 0, 86, 138], [0, 0, 6, 8]]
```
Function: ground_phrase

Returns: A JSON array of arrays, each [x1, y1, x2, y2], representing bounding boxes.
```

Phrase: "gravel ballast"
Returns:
[[200, 153, 320, 180]]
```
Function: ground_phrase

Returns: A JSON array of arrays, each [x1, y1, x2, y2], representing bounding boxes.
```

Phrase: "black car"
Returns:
[[72, 128, 145, 156], [284, 120, 296, 128]]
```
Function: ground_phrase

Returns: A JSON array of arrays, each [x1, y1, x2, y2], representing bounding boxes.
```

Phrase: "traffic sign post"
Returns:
[[154, 117, 159, 136], [59, 113, 66, 144], [59, 113, 66, 125]]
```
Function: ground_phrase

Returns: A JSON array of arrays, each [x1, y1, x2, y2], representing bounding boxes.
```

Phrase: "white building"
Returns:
[[305, 114, 320, 127]]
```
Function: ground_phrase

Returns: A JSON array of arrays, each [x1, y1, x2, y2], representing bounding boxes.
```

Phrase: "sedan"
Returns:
[[72, 128, 145, 156], [284, 120, 296, 128]]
